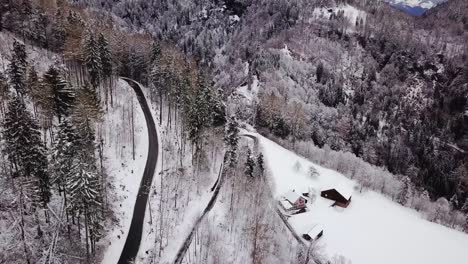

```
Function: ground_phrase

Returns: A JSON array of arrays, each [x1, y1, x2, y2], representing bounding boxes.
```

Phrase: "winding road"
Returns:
[[118, 77, 159, 264], [173, 162, 225, 264]]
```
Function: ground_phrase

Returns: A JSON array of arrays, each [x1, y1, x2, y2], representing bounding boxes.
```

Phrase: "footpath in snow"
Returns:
[[258, 134, 468, 264]]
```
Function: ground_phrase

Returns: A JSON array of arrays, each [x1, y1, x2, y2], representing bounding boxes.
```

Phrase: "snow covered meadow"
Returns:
[[259, 135, 468, 264]]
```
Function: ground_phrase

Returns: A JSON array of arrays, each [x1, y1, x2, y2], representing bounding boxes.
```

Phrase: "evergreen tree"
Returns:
[[212, 88, 226, 126], [450, 194, 459, 210], [461, 198, 468, 213], [397, 176, 413, 205], [66, 158, 102, 258], [224, 116, 240, 167], [65, 90, 103, 257], [50, 8, 66, 52], [186, 83, 212, 142], [97, 33, 112, 79], [257, 153, 265, 177], [0, 72, 9, 107], [245, 148, 255, 177], [3, 96, 51, 207], [83, 34, 102, 89], [52, 119, 80, 190], [150, 41, 161, 65], [43, 65, 75, 121], [7, 40, 28, 96]]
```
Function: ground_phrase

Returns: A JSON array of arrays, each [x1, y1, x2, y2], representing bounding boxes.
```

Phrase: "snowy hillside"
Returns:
[[258, 135, 468, 264]]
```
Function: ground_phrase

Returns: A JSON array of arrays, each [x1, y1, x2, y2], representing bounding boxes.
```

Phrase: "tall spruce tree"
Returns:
[[245, 148, 255, 177], [43, 65, 75, 121], [7, 40, 28, 96], [257, 153, 264, 177], [97, 33, 112, 79], [224, 116, 240, 167], [0, 72, 9, 110], [150, 42, 161, 65], [66, 90, 103, 257], [3, 96, 51, 207], [83, 34, 102, 89]]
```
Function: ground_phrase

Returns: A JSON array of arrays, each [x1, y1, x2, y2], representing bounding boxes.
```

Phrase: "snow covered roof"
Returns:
[[306, 224, 324, 238], [280, 200, 293, 210], [322, 186, 353, 200], [283, 190, 303, 204]]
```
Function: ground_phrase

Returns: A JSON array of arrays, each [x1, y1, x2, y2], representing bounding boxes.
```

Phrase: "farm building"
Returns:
[[302, 224, 324, 241], [321, 188, 352, 208], [281, 190, 307, 210]]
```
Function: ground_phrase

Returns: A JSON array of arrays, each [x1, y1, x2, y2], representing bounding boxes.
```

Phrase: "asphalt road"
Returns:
[[173, 162, 225, 264], [117, 77, 159, 264]]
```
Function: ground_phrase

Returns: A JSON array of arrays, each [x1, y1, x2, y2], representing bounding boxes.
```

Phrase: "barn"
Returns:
[[321, 188, 352, 208], [302, 224, 324, 241], [282, 190, 307, 210]]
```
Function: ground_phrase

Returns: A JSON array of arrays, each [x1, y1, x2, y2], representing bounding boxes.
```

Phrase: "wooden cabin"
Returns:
[[321, 188, 352, 208], [282, 190, 307, 210]]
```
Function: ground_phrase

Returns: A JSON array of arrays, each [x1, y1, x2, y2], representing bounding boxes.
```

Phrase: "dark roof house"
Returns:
[[321, 188, 352, 208]]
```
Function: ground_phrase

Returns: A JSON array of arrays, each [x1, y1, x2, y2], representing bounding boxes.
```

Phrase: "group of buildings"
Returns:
[[279, 187, 352, 241]]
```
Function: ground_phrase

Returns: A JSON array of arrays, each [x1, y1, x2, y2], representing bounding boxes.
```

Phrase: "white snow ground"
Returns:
[[99, 79, 148, 264], [258, 134, 468, 264], [312, 4, 367, 30]]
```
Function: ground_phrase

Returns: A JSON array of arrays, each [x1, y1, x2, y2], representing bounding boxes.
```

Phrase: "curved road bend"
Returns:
[[118, 77, 159, 264], [173, 162, 225, 264]]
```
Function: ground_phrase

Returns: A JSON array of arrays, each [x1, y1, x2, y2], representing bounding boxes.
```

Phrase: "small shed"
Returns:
[[302, 224, 324, 241], [283, 190, 307, 210], [321, 188, 352, 208]]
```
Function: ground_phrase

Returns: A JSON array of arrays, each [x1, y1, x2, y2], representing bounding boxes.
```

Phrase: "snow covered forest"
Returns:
[[0, 0, 467, 264]]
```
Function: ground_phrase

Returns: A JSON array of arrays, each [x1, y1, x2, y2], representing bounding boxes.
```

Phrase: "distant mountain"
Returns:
[[384, 0, 448, 16]]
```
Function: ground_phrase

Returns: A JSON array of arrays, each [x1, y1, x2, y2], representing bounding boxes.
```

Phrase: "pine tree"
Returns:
[[66, 159, 102, 258], [7, 40, 28, 96], [3, 96, 51, 207], [397, 176, 413, 206], [43, 65, 75, 121], [50, 8, 66, 52], [212, 88, 226, 126], [64, 90, 103, 257], [52, 119, 80, 190], [450, 194, 459, 210], [0, 72, 9, 112], [257, 153, 264, 177], [83, 34, 102, 89], [224, 116, 240, 167], [97, 33, 112, 79], [245, 148, 255, 177], [150, 41, 161, 65], [186, 83, 212, 142], [461, 198, 468, 213]]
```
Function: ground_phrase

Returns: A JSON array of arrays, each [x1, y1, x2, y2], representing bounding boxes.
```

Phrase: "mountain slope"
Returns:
[[384, 0, 447, 15]]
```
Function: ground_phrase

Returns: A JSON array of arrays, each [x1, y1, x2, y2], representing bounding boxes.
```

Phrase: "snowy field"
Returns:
[[258, 134, 468, 264]]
